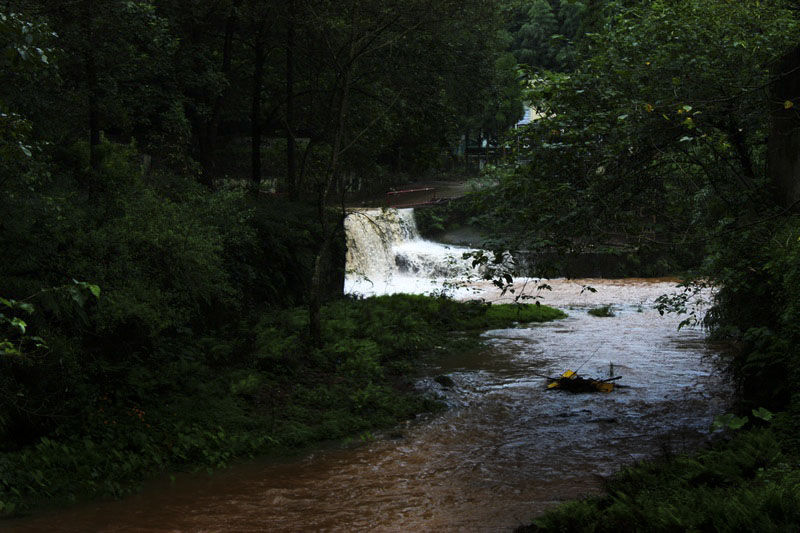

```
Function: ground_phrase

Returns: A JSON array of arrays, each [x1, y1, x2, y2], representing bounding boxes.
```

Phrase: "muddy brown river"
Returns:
[[7, 278, 730, 533]]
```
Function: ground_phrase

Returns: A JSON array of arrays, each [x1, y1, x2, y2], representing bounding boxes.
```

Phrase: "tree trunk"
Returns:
[[87, 49, 100, 170], [308, 212, 345, 348], [395, 144, 402, 173], [463, 129, 469, 170], [251, 37, 265, 186], [84, 0, 100, 170], [199, 0, 242, 187], [769, 46, 800, 211], [308, 235, 328, 348], [309, 38, 353, 347], [286, 0, 298, 200]]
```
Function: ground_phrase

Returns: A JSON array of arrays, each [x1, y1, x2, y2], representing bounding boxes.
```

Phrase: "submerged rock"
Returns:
[[434, 374, 456, 388]]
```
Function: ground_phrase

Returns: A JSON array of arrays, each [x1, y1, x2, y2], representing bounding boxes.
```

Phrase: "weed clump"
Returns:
[[588, 305, 616, 317]]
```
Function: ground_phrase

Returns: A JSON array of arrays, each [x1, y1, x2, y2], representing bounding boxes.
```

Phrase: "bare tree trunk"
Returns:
[[769, 46, 800, 211], [84, 0, 100, 170], [309, 38, 353, 347], [251, 35, 265, 186], [308, 239, 328, 348], [286, 0, 298, 200], [199, 0, 242, 187], [463, 129, 469, 170], [87, 50, 100, 170]]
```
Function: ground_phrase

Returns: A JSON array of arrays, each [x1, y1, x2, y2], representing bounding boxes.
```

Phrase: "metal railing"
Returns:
[[386, 187, 438, 208]]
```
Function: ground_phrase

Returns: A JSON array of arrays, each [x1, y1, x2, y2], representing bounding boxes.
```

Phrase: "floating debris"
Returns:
[[541, 370, 622, 393]]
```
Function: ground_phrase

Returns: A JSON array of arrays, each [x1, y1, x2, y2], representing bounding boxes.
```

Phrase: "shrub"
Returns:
[[588, 305, 616, 318], [526, 429, 800, 533]]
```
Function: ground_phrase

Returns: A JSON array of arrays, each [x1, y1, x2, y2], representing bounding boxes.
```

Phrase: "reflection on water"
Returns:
[[9, 279, 730, 532]]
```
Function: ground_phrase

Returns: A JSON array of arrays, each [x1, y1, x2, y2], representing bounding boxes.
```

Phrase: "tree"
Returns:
[[466, 0, 800, 406], [768, 45, 800, 210], [513, 0, 559, 68], [492, 0, 800, 253], [296, 0, 508, 344], [0, 10, 51, 177], [4, 1, 182, 173], [505, 0, 587, 72]]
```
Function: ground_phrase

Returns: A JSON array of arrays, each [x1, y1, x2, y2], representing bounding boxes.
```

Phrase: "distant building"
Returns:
[[515, 103, 544, 128]]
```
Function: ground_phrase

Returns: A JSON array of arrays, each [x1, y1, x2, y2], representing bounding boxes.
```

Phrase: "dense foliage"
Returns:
[[0, 0, 552, 517], [521, 429, 800, 532], [0, 295, 562, 514]]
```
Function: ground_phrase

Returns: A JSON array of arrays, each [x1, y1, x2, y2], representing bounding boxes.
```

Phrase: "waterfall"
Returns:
[[344, 208, 506, 296]]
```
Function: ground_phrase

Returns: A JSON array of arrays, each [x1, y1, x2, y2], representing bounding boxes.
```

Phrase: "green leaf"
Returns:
[[751, 407, 773, 422], [728, 416, 748, 430], [88, 284, 101, 299], [711, 413, 749, 431], [711, 414, 732, 431], [0, 341, 20, 356], [10, 317, 26, 334]]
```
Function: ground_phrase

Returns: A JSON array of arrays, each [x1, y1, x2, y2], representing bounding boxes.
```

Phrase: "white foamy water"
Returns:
[[344, 208, 494, 297]]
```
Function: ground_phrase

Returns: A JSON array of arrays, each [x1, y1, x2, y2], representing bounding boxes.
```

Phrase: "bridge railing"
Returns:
[[386, 187, 437, 208]]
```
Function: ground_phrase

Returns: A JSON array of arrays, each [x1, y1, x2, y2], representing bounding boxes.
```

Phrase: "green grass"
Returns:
[[478, 303, 567, 328]]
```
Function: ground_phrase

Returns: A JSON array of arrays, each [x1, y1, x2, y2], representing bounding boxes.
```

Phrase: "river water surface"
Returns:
[[8, 210, 731, 532]]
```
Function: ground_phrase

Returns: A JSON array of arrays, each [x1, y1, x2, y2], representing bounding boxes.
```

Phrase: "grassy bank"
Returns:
[[518, 425, 800, 532], [0, 296, 564, 518]]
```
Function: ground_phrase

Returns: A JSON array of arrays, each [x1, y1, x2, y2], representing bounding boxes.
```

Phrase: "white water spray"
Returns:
[[344, 208, 492, 296]]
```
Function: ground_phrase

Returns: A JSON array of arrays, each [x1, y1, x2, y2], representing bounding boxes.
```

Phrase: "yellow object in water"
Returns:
[[547, 369, 576, 389], [595, 382, 614, 393], [546, 369, 616, 392]]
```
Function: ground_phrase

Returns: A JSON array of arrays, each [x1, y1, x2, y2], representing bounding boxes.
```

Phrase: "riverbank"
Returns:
[[6, 279, 734, 531], [518, 424, 800, 532], [0, 295, 564, 519]]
